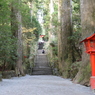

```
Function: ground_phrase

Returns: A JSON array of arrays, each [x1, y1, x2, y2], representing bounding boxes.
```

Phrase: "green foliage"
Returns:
[[31, 16, 42, 39], [21, 3, 31, 28], [67, 0, 82, 62], [0, 0, 17, 70], [0, 0, 43, 71], [0, 30, 17, 61], [21, 0, 42, 70], [68, 31, 81, 44], [70, 61, 80, 78], [52, 3, 58, 27], [72, 0, 81, 33], [21, 3, 42, 39]]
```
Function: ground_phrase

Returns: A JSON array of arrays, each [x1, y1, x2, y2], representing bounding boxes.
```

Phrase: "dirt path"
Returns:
[[0, 75, 94, 95]]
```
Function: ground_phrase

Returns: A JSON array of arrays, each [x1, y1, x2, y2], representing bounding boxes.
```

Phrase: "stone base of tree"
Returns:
[[0, 74, 2, 81], [2, 70, 16, 79], [25, 69, 33, 75], [52, 68, 59, 75]]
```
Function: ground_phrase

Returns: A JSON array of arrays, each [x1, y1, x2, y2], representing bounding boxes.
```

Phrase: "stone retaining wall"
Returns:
[[0, 74, 2, 81], [2, 70, 16, 79]]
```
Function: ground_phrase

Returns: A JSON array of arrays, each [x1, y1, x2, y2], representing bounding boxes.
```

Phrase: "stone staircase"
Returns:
[[32, 50, 52, 75]]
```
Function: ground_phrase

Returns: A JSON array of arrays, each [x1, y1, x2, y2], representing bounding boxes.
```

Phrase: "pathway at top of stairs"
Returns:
[[32, 49, 52, 75]]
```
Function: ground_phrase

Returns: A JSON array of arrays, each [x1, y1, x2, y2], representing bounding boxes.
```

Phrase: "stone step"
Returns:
[[34, 63, 49, 67], [33, 67, 51, 71], [32, 50, 52, 75], [32, 70, 52, 75], [32, 67, 52, 75]]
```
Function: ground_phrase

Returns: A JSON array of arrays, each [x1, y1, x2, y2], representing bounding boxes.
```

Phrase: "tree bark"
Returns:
[[16, 10, 24, 76], [48, 0, 54, 58], [73, 0, 95, 86], [11, 0, 24, 76], [57, 0, 63, 74], [49, 0, 54, 43], [58, 0, 73, 77]]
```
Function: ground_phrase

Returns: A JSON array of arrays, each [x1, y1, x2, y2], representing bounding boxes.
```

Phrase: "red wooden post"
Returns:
[[90, 54, 95, 76], [80, 33, 95, 90], [90, 54, 95, 90]]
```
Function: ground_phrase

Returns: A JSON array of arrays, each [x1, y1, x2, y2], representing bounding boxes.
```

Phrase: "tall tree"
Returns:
[[58, 0, 73, 77], [11, 0, 24, 76], [57, 0, 62, 75], [73, 0, 95, 86], [49, 0, 54, 42]]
